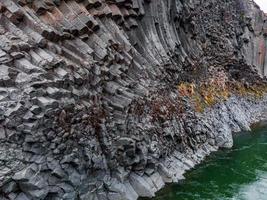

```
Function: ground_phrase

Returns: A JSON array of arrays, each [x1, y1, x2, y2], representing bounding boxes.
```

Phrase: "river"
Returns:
[[148, 123, 267, 200]]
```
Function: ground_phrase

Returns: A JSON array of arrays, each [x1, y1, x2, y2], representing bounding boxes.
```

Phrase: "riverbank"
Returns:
[[145, 123, 267, 200], [134, 95, 267, 200]]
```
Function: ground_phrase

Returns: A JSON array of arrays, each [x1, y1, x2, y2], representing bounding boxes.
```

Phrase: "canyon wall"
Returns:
[[0, 0, 267, 199]]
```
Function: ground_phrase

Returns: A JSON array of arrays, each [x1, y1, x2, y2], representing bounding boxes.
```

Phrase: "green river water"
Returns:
[[150, 123, 267, 200]]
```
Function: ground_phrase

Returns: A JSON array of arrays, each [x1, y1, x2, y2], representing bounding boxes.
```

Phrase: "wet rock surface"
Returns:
[[0, 0, 267, 199]]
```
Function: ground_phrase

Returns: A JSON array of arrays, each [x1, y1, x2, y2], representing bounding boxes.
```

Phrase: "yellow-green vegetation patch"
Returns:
[[177, 71, 267, 113]]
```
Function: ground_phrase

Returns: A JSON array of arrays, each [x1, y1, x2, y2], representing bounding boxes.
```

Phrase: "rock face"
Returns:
[[0, 0, 267, 199]]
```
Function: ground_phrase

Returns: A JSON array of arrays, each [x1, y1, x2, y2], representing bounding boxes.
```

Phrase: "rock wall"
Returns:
[[0, 0, 267, 200]]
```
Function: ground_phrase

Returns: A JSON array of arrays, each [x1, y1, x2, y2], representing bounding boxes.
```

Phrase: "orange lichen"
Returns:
[[178, 83, 196, 96]]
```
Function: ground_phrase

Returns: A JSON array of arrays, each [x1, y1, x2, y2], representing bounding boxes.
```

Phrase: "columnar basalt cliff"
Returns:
[[0, 0, 267, 200]]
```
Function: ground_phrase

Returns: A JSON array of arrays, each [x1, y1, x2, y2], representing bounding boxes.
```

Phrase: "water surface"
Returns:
[[150, 124, 267, 200]]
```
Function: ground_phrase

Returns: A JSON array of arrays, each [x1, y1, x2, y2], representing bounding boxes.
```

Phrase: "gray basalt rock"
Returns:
[[0, 0, 267, 199], [129, 173, 155, 197]]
